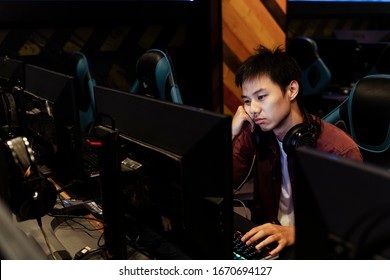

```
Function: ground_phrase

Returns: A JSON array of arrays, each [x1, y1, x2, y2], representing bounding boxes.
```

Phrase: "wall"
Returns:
[[222, 0, 287, 115], [0, 0, 288, 115]]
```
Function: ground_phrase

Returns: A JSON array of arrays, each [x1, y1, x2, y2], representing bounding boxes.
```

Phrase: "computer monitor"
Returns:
[[295, 147, 390, 259], [0, 57, 24, 132], [21, 64, 82, 179], [93, 85, 233, 260]]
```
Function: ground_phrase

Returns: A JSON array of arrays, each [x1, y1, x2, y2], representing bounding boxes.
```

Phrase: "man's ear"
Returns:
[[287, 80, 299, 101]]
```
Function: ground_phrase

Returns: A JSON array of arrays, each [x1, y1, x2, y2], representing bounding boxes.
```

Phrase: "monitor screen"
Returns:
[[21, 64, 82, 179], [93, 85, 233, 260], [295, 147, 390, 259]]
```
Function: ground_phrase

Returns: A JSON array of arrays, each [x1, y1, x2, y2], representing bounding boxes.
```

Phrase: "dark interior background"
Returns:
[[0, 0, 223, 112], [287, 0, 390, 89]]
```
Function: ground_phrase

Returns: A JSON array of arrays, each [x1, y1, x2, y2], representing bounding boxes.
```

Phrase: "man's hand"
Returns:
[[241, 223, 295, 256], [232, 105, 255, 139]]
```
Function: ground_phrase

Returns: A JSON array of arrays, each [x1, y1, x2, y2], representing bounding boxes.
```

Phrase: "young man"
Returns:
[[231, 45, 362, 258]]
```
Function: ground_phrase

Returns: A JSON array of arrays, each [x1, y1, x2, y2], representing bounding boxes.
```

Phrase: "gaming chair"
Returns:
[[64, 51, 96, 134], [129, 49, 183, 104], [288, 36, 332, 97], [368, 44, 390, 75], [323, 74, 390, 169]]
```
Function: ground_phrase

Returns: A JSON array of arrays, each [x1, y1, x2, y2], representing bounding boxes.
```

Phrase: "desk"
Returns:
[[9, 177, 105, 259], [14, 211, 152, 260], [15, 213, 104, 259]]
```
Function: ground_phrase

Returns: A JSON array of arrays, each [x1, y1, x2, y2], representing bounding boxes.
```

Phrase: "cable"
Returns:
[[47, 212, 106, 258], [234, 153, 256, 194], [233, 198, 250, 219], [56, 180, 84, 195], [36, 217, 57, 260], [47, 212, 105, 227]]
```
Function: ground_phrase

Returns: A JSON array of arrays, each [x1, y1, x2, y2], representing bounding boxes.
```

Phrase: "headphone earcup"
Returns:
[[15, 177, 57, 220], [1, 137, 57, 220], [283, 121, 320, 155], [283, 109, 320, 155]]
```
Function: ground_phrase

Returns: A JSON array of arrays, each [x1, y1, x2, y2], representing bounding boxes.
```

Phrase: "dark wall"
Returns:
[[287, 4, 390, 88], [0, 0, 223, 112]]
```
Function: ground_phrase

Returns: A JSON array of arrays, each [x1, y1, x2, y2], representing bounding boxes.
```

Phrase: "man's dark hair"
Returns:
[[235, 45, 304, 105]]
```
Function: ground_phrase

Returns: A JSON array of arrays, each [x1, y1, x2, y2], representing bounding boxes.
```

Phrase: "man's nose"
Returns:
[[250, 100, 261, 114]]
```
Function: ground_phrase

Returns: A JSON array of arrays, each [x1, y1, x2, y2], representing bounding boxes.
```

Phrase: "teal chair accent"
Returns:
[[65, 52, 96, 134]]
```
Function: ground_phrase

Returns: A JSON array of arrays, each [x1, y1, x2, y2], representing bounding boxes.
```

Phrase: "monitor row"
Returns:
[[0, 57, 234, 259]]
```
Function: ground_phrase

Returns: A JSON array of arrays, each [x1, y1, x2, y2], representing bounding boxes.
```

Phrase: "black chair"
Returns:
[[129, 49, 183, 104], [323, 74, 390, 169], [288, 36, 332, 97], [368, 44, 390, 75]]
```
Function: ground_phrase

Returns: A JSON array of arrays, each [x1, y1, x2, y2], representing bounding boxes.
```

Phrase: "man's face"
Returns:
[[241, 75, 294, 136]]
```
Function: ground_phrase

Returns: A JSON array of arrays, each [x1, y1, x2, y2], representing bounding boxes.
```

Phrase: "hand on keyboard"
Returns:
[[233, 229, 278, 260], [240, 223, 295, 257]]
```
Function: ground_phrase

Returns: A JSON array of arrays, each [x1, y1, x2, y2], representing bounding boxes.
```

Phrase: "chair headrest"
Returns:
[[288, 36, 319, 69], [136, 49, 173, 100], [348, 74, 390, 152], [130, 49, 183, 104], [288, 36, 332, 96], [369, 44, 390, 75]]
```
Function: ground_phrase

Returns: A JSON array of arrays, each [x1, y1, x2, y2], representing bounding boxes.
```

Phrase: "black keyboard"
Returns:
[[81, 140, 100, 178], [233, 229, 278, 260], [82, 155, 100, 178], [233, 212, 278, 260]]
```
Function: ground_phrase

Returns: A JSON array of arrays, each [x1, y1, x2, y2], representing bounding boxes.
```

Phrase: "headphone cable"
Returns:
[[234, 152, 256, 194]]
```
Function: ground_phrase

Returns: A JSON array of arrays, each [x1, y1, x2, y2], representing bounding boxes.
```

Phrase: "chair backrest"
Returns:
[[288, 36, 332, 96], [323, 74, 390, 169], [368, 44, 390, 75], [64, 51, 96, 134], [129, 49, 183, 104]]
